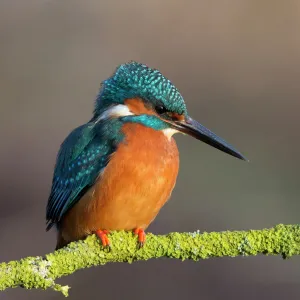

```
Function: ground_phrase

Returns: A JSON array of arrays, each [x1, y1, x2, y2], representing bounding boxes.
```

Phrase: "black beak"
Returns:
[[172, 116, 247, 161]]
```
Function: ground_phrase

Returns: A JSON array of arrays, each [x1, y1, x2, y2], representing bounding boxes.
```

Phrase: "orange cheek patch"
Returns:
[[169, 113, 185, 121], [125, 98, 158, 116]]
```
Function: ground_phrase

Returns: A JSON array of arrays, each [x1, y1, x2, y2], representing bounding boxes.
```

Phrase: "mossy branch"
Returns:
[[1, 224, 300, 296]]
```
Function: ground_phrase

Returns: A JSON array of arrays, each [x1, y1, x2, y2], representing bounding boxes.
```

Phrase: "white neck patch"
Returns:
[[96, 104, 133, 123]]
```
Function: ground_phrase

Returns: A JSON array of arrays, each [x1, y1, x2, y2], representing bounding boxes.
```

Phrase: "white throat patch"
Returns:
[[163, 128, 179, 141]]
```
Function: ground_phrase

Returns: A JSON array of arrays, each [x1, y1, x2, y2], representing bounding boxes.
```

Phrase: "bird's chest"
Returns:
[[92, 123, 180, 230]]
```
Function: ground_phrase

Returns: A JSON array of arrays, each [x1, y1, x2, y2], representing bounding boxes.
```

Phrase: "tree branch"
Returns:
[[1, 224, 300, 296]]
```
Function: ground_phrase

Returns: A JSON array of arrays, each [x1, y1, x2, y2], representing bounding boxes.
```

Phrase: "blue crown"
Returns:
[[95, 61, 187, 116]]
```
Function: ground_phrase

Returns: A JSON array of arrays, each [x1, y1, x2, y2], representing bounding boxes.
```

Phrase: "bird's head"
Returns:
[[94, 61, 247, 161]]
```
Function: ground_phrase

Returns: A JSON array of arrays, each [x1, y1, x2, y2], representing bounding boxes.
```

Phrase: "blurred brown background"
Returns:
[[1, 0, 300, 299]]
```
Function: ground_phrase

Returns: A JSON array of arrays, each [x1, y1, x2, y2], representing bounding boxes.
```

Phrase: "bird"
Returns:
[[46, 61, 247, 250]]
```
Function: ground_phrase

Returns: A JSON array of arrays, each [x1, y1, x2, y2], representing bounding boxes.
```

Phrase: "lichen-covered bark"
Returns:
[[1, 224, 300, 296]]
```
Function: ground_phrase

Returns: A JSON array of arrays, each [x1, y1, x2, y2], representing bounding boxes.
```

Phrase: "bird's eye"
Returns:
[[155, 105, 167, 114]]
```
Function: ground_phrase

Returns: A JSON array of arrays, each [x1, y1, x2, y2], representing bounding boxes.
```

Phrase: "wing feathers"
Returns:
[[46, 124, 114, 230]]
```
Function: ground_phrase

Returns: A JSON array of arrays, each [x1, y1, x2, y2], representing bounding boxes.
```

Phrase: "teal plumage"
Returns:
[[47, 62, 189, 230], [46, 61, 247, 249], [95, 61, 187, 116], [46, 121, 121, 230]]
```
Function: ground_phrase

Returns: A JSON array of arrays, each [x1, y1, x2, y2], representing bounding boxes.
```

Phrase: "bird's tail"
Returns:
[[55, 231, 69, 250]]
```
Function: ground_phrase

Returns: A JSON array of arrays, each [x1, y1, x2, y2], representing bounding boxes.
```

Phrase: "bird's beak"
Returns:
[[171, 116, 247, 161]]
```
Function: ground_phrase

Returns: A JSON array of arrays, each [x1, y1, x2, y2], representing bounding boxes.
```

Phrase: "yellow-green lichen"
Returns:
[[1, 224, 300, 296]]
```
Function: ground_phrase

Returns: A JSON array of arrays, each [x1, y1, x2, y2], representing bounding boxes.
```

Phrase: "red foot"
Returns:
[[95, 229, 110, 247], [134, 228, 146, 248]]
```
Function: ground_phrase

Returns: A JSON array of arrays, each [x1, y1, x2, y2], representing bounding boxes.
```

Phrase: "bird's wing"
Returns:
[[46, 123, 114, 230]]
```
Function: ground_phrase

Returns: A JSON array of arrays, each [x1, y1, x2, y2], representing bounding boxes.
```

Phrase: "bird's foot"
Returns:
[[133, 228, 146, 248], [95, 229, 110, 248]]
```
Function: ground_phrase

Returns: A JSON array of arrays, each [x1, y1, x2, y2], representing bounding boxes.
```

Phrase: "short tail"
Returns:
[[55, 231, 69, 250], [46, 221, 68, 250]]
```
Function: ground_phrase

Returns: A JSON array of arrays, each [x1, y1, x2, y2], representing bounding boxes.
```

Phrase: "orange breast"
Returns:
[[59, 123, 179, 245]]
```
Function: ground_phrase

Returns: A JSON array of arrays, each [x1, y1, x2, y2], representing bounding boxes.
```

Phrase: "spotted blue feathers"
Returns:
[[46, 122, 119, 230], [95, 61, 187, 116]]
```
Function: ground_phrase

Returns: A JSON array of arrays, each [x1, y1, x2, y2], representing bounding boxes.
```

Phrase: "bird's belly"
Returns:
[[61, 124, 179, 240], [99, 160, 178, 230]]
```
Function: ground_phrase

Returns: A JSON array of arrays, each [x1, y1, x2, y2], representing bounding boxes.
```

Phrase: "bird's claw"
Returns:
[[134, 228, 146, 248], [95, 229, 111, 249]]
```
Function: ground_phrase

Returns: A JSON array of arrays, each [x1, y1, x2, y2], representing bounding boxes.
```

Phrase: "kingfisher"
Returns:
[[46, 61, 246, 250]]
